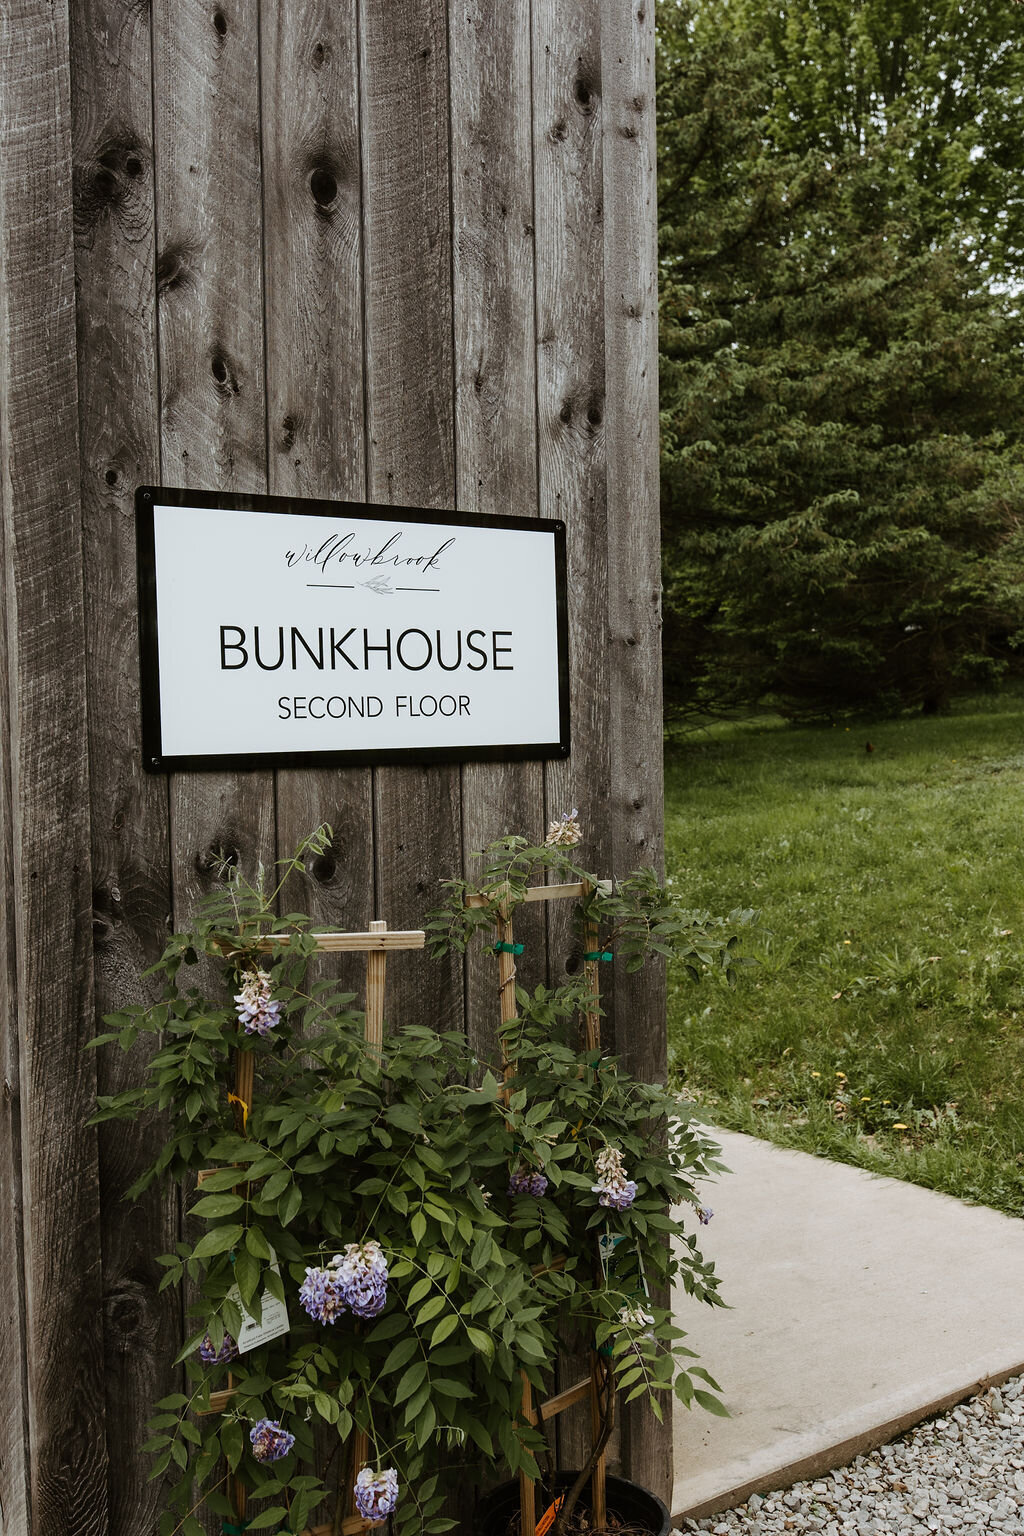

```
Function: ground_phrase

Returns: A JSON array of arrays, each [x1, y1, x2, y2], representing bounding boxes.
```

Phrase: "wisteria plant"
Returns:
[[89, 829, 556, 1536], [89, 820, 751, 1536], [423, 817, 755, 1534]]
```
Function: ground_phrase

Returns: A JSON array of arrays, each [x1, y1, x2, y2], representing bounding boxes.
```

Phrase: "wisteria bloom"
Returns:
[[234, 967, 282, 1036], [298, 1262, 347, 1325], [249, 1418, 294, 1463], [697, 1206, 714, 1226], [592, 1144, 637, 1211], [545, 807, 582, 847], [335, 1240, 389, 1319], [354, 1466, 399, 1523], [508, 1168, 548, 1198], [198, 1330, 239, 1365], [618, 1302, 656, 1358]]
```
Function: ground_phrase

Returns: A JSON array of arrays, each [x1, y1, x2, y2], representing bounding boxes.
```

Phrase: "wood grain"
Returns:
[[359, 0, 463, 1036], [261, 0, 376, 956], [152, 3, 275, 1526], [0, 2, 109, 1530], [533, 0, 613, 1007], [69, 0, 184, 1524], [151, 0, 277, 926], [599, 0, 669, 1498], [532, 0, 612, 1474], [449, 0, 549, 1064]]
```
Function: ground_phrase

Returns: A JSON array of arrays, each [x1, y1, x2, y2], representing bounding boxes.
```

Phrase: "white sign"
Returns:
[[136, 489, 569, 771]]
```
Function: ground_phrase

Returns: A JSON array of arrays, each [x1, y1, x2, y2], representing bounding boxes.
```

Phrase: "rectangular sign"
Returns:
[[136, 488, 570, 772]]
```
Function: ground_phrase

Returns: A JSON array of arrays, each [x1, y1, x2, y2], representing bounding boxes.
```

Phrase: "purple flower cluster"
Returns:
[[354, 1466, 399, 1523], [592, 1145, 637, 1211], [697, 1206, 714, 1225], [249, 1418, 294, 1463], [336, 1240, 388, 1319], [234, 967, 282, 1036], [299, 1242, 389, 1324], [298, 1263, 347, 1325], [198, 1330, 239, 1365], [507, 1167, 548, 1198]]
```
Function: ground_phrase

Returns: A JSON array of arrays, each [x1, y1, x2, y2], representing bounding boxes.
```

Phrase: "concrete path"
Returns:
[[671, 1129, 1024, 1521]]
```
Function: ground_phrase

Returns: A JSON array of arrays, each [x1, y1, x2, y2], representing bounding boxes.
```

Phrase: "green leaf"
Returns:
[[191, 1224, 243, 1261], [411, 1210, 427, 1246], [190, 1193, 244, 1218], [244, 1508, 289, 1530], [430, 1315, 458, 1348]]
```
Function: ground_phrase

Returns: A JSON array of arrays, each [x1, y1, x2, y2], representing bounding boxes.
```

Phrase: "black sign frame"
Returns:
[[136, 486, 571, 773]]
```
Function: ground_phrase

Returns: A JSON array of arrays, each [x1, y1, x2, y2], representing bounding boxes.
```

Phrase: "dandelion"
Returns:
[[354, 1466, 399, 1523], [592, 1145, 637, 1211], [198, 1331, 239, 1364], [298, 1262, 347, 1325], [234, 967, 282, 1037], [508, 1168, 548, 1198], [335, 1240, 389, 1319], [249, 1418, 294, 1463], [545, 808, 582, 847]]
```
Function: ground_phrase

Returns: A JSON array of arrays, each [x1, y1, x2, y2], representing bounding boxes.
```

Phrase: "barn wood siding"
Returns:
[[0, 2, 664, 1528]]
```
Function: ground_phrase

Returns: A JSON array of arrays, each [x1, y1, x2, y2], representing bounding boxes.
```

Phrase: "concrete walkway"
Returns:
[[671, 1129, 1024, 1521]]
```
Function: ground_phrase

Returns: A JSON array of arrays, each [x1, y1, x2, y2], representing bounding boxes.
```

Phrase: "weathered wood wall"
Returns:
[[0, 0, 663, 1530]]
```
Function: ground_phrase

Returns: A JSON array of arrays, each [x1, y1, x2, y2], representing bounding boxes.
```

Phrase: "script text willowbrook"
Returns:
[[284, 531, 456, 575]]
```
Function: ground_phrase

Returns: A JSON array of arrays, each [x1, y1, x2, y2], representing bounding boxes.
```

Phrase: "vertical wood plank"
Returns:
[[600, 0, 669, 1499], [359, 0, 463, 1033], [449, 0, 548, 1063], [533, 0, 613, 1000], [152, 0, 276, 936], [261, 0, 376, 943], [69, 0, 182, 1526], [0, 1, 109, 1529], [152, 8, 274, 1527], [532, 0, 612, 1474]]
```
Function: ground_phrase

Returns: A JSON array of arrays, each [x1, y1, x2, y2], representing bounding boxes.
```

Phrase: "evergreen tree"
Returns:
[[658, 0, 1024, 717]]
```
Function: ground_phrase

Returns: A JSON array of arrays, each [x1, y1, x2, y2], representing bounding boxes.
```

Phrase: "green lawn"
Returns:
[[664, 693, 1024, 1217]]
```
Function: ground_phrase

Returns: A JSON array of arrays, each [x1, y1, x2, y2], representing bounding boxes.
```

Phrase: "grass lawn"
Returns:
[[664, 692, 1024, 1218]]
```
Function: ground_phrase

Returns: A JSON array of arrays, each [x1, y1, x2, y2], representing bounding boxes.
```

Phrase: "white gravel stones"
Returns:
[[676, 1375, 1024, 1536]]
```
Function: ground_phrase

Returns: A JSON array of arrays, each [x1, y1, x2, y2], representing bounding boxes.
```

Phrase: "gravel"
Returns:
[[672, 1375, 1024, 1536]]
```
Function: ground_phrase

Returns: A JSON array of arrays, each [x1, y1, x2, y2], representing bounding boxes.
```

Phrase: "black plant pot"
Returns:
[[474, 1472, 672, 1536]]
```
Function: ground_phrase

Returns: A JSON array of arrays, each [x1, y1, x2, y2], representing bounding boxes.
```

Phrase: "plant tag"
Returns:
[[536, 1495, 564, 1536], [597, 1231, 651, 1301], [229, 1252, 291, 1354]]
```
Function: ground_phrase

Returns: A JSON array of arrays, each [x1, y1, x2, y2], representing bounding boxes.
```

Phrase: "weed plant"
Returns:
[[665, 693, 1024, 1217]]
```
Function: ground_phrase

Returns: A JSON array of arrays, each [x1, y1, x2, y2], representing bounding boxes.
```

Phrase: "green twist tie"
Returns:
[[493, 941, 524, 955], [584, 950, 613, 962]]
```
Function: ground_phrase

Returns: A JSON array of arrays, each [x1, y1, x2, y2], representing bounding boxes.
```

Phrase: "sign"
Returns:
[[136, 488, 570, 772], [229, 1251, 291, 1354]]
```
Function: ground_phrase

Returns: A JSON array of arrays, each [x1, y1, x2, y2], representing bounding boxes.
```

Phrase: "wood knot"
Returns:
[[559, 398, 573, 425], [311, 40, 327, 67], [279, 414, 296, 451], [550, 118, 568, 143], [573, 74, 597, 114], [210, 350, 239, 395], [586, 400, 603, 430], [213, 9, 228, 35], [309, 166, 338, 210], [311, 850, 337, 884], [156, 243, 192, 294], [104, 467, 119, 486]]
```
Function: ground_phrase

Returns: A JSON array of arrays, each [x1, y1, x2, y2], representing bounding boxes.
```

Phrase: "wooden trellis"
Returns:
[[205, 921, 425, 1536], [204, 883, 614, 1536], [467, 879, 611, 1536]]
